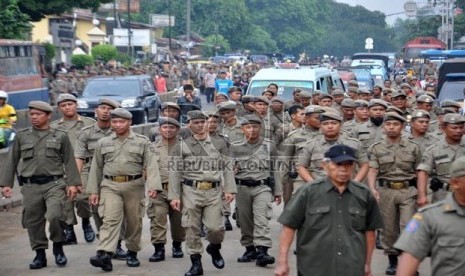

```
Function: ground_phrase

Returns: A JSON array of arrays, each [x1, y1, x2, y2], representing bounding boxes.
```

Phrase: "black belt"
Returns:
[[84, 157, 92, 163], [379, 179, 416, 190], [104, 174, 143, 183], [20, 175, 63, 185], [183, 179, 219, 190], [235, 178, 268, 187], [162, 182, 169, 190]]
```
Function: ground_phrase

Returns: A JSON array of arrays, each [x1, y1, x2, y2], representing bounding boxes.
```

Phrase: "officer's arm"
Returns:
[[296, 146, 314, 183], [168, 143, 183, 201], [275, 225, 296, 276], [271, 144, 283, 197], [396, 252, 421, 276], [220, 141, 237, 194], [144, 142, 163, 195], [0, 135, 21, 189], [87, 142, 104, 195], [61, 134, 81, 186]]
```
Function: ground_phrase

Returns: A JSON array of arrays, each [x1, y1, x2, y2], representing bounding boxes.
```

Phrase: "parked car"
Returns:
[[437, 73, 465, 105], [77, 75, 161, 125], [351, 68, 375, 91]]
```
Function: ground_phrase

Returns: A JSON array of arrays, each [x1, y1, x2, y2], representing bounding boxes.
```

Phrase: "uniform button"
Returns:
[[337, 210, 342, 214], [337, 238, 342, 242], [337, 225, 342, 228], [338, 196, 342, 200], [337, 252, 342, 256]]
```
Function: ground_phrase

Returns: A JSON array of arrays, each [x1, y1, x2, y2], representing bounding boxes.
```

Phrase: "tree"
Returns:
[[0, 0, 32, 39], [71, 54, 94, 69], [201, 34, 231, 57], [18, 0, 113, 21], [91, 44, 117, 62]]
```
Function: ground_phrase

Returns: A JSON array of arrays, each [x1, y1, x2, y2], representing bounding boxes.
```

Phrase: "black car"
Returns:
[[77, 75, 161, 124], [437, 73, 465, 103]]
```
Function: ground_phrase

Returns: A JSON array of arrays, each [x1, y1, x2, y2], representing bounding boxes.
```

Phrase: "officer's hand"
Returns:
[[274, 261, 289, 276], [371, 188, 380, 201], [364, 264, 372, 276], [76, 186, 83, 194], [170, 199, 181, 212], [417, 195, 428, 208], [224, 193, 235, 204], [274, 195, 282, 205], [67, 186, 78, 200], [89, 194, 99, 206], [148, 190, 158, 199], [1, 187, 12, 198]]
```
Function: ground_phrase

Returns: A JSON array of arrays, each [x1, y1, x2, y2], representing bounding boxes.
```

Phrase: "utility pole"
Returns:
[[187, 0, 191, 44], [168, 0, 172, 51], [127, 0, 132, 58]]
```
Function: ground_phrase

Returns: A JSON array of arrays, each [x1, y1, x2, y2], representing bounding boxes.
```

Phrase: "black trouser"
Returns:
[[205, 87, 215, 103]]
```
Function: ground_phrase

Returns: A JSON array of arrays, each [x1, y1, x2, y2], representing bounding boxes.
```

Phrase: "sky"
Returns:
[[335, 0, 408, 25]]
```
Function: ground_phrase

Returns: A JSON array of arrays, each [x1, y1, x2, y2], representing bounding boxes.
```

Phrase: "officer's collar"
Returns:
[[324, 178, 352, 194], [443, 193, 465, 216], [110, 130, 135, 140]]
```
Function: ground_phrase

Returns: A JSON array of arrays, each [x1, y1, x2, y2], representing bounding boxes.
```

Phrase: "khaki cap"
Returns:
[[348, 87, 358, 93], [450, 156, 465, 178], [319, 112, 343, 122], [386, 106, 404, 116], [240, 114, 262, 125], [57, 94, 77, 104], [110, 108, 132, 119], [384, 112, 406, 123], [29, 101, 53, 113], [241, 95, 255, 103], [320, 94, 333, 100], [217, 101, 237, 111], [391, 90, 407, 98], [348, 80, 359, 86], [304, 105, 325, 114], [354, 100, 369, 108], [411, 110, 431, 119], [369, 99, 388, 109], [341, 98, 355, 108], [271, 97, 285, 104], [255, 96, 270, 105], [437, 107, 457, 115], [357, 89, 371, 94], [162, 102, 181, 110], [443, 113, 465, 124], [332, 89, 345, 96], [441, 100, 461, 109], [158, 116, 180, 127], [400, 83, 411, 89], [205, 111, 220, 118], [299, 91, 312, 98], [416, 95, 434, 103], [98, 98, 120, 109], [187, 110, 207, 121]]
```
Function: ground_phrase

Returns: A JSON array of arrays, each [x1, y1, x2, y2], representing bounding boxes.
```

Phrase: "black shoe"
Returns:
[[232, 211, 240, 228], [199, 225, 206, 237], [185, 254, 203, 276], [29, 249, 47, 269], [237, 246, 257, 262], [255, 246, 275, 267], [206, 243, 225, 269], [385, 255, 398, 275], [126, 251, 140, 267], [149, 243, 165, 262], [63, 225, 77, 245], [172, 241, 184, 258], [114, 241, 127, 260], [376, 230, 383, 250], [90, 251, 113, 272], [53, 243, 67, 267], [83, 222, 96, 243], [224, 216, 233, 231]]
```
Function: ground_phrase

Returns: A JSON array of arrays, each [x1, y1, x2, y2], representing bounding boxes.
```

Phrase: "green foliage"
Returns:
[[115, 52, 132, 66], [201, 34, 231, 57], [19, 0, 113, 21], [91, 44, 118, 62], [0, 0, 32, 39], [42, 42, 56, 61], [71, 54, 94, 69]]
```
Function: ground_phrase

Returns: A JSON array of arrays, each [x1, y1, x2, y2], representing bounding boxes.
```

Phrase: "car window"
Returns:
[[248, 80, 314, 101], [438, 82, 465, 102], [83, 79, 141, 97]]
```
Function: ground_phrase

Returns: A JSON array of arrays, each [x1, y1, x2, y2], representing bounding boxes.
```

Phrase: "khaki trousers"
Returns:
[[97, 178, 145, 253]]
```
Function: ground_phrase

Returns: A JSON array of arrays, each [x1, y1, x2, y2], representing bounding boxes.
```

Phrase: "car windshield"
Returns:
[[83, 79, 140, 97], [248, 80, 314, 101], [438, 81, 465, 102]]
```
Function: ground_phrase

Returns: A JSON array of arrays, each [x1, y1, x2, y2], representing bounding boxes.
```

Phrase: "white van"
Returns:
[[246, 64, 344, 101]]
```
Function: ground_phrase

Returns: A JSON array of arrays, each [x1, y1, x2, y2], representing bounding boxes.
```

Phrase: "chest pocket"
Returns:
[[379, 155, 395, 172], [128, 145, 144, 163], [348, 207, 367, 231], [306, 205, 330, 230], [437, 237, 465, 262], [101, 146, 116, 162], [358, 132, 371, 142], [435, 158, 452, 176], [398, 153, 416, 171], [310, 153, 325, 170], [46, 140, 62, 158], [21, 143, 35, 160]]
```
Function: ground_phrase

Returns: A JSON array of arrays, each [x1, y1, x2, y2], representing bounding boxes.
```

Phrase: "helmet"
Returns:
[[0, 91, 7, 102]]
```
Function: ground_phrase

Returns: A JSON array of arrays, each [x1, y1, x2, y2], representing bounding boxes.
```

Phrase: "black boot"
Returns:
[[126, 250, 140, 267], [63, 224, 77, 245], [90, 250, 113, 272], [376, 230, 383, 250], [199, 224, 206, 237], [255, 246, 275, 267], [232, 210, 240, 228], [172, 241, 184, 258], [149, 243, 165, 262], [29, 249, 47, 269], [237, 245, 257, 262], [114, 240, 127, 260], [53, 243, 67, 267], [224, 216, 233, 231], [206, 243, 225, 269], [385, 255, 398, 275], [185, 254, 203, 276], [82, 218, 96, 243]]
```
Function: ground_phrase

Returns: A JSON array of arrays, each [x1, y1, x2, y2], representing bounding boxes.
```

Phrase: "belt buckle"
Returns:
[[114, 176, 127, 183], [390, 182, 404, 189], [197, 181, 212, 190]]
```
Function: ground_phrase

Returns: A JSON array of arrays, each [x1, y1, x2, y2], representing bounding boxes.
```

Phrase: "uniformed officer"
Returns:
[[297, 111, 369, 183], [169, 110, 237, 276], [51, 93, 96, 244], [298, 91, 312, 107], [367, 112, 422, 275], [275, 104, 305, 147], [74, 98, 127, 259], [406, 110, 439, 152], [342, 100, 370, 133], [254, 96, 278, 140], [236, 95, 255, 118], [275, 144, 383, 276], [230, 114, 282, 267], [147, 117, 186, 262], [415, 95, 437, 132], [49, 73, 70, 105], [217, 101, 246, 146], [148, 102, 182, 142], [416, 113, 465, 205], [87, 108, 162, 272], [331, 88, 345, 109], [340, 98, 356, 122], [0, 101, 81, 269], [395, 156, 465, 276], [270, 97, 290, 125], [390, 90, 412, 117]]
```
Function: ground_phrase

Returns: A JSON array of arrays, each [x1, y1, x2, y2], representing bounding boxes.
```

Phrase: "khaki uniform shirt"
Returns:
[[278, 178, 383, 276], [350, 120, 384, 152], [74, 123, 113, 173], [275, 122, 301, 147], [168, 135, 237, 200], [86, 131, 162, 194], [394, 193, 465, 276], [152, 138, 181, 184], [0, 127, 80, 187], [230, 138, 282, 196], [297, 135, 368, 180], [217, 118, 246, 146], [51, 116, 96, 145], [416, 139, 465, 184], [406, 133, 440, 153], [342, 119, 367, 133], [369, 137, 422, 181]]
